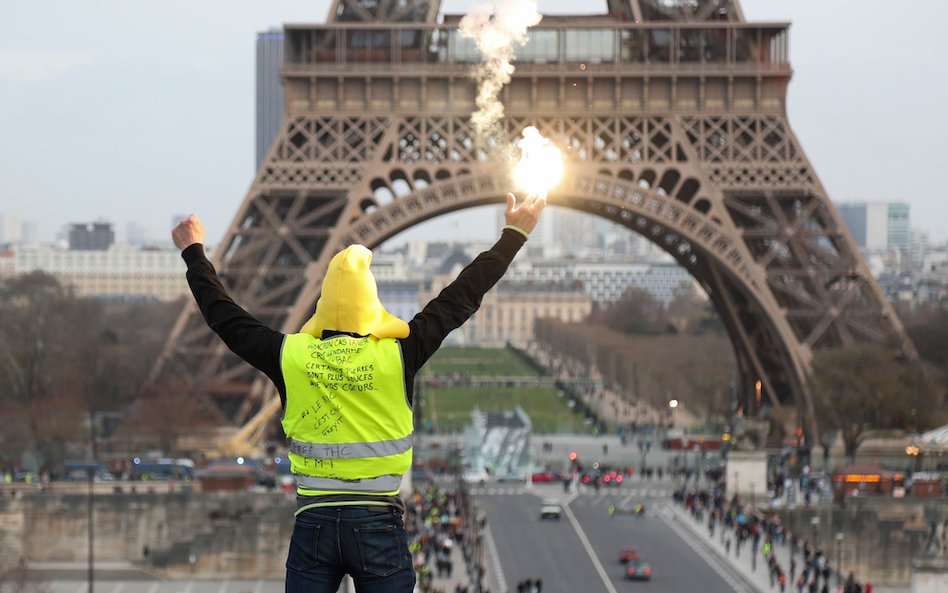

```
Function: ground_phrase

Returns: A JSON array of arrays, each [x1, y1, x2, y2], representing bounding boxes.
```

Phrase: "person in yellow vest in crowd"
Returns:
[[172, 192, 545, 593]]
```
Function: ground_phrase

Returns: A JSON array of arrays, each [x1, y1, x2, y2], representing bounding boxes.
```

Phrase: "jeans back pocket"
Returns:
[[286, 521, 322, 572], [354, 521, 408, 577]]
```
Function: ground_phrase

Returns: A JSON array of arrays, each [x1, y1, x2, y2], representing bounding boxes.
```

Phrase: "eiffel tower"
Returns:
[[152, 0, 915, 451]]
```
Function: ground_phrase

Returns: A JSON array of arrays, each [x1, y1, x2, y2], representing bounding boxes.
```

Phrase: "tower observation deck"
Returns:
[[152, 0, 914, 451]]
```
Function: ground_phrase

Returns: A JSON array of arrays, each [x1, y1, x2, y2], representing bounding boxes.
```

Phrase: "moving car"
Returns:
[[625, 560, 652, 580], [462, 468, 488, 485], [540, 498, 562, 520], [530, 471, 560, 483], [618, 548, 640, 563], [495, 471, 527, 483]]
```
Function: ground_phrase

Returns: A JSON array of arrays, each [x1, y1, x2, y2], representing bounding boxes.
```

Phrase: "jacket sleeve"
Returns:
[[401, 228, 527, 373], [181, 244, 286, 399]]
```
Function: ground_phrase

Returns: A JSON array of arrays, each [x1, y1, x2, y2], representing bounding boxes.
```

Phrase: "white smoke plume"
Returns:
[[459, 0, 541, 143]]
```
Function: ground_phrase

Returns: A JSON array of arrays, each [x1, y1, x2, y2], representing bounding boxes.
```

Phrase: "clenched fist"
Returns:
[[172, 214, 206, 251]]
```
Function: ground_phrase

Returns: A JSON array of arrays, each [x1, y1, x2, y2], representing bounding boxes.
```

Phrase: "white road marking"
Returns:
[[483, 523, 508, 593], [562, 499, 619, 593], [658, 508, 753, 593], [620, 494, 635, 507]]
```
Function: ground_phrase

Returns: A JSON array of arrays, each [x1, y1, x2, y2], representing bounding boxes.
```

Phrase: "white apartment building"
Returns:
[[508, 258, 701, 304], [426, 275, 593, 347], [1, 245, 190, 301]]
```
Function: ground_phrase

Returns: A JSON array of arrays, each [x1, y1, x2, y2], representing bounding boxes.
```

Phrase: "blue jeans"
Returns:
[[285, 506, 415, 593]]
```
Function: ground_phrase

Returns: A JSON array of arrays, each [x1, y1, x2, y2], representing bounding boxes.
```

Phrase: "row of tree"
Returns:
[[0, 272, 187, 473], [538, 286, 948, 459]]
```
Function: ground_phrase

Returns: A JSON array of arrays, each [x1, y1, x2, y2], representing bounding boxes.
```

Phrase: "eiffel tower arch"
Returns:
[[152, 0, 915, 450]]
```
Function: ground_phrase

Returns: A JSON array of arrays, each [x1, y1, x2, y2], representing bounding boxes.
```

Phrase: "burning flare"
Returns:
[[514, 126, 563, 198]]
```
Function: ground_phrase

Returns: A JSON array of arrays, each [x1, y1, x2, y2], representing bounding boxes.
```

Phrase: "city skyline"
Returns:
[[2, 0, 946, 248]]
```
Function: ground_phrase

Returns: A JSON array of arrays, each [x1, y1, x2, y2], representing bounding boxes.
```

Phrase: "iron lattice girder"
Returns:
[[154, 81, 911, 437]]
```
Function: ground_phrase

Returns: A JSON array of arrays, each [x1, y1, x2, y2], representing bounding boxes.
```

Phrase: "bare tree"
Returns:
[[809, 346, 946, 461], [0, 273, 87, 469]]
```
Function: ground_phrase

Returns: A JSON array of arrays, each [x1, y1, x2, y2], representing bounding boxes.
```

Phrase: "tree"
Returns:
[[808, 346, 946, 461], [901, 304, 948, 372], [589, 286, 664, 335], [0, 272, 181, 467], [0, 273, 89, 469], [120, 388, 214, 453]]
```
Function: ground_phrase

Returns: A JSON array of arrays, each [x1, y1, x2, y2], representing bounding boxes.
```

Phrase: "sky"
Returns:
[[1, 0, 947, 247]]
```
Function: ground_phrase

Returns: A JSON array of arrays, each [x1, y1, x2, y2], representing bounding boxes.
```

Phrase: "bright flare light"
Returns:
[[514, 126, 563, 198]]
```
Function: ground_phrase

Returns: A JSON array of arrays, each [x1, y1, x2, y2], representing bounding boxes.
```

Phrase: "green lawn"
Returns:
[[419, 347, 591, 434]]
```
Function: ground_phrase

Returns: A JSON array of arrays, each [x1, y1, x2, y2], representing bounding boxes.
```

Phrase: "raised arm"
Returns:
[[401, 193, 545, 371], [173, 215, 286, 396]]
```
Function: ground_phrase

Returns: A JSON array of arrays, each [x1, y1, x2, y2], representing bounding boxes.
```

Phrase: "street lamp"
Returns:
[[810, 515, 821, 549], [749, 481, 756, 509], [835, 532, 844, 589]]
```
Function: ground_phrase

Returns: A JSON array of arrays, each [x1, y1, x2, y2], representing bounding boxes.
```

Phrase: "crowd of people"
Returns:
[[676, 485, 874, 593], [405, 484, 480, 593]]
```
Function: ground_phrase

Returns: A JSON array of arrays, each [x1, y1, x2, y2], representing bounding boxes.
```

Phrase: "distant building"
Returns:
[[1, 245, 189, 301], [507, 258, 700, 305], [887, 202, 911, 249], [256, 29, 285, 169], [836, 201, 910, 251], [427, 274, 593, 347], [126, 221, 151, 248], [68, 222, 115, 251], [0, 213, 21, 245], [377, 279, 423, 324]]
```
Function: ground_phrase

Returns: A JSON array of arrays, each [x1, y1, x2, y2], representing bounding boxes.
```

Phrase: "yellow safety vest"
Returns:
[[281, 333, 413, 496]]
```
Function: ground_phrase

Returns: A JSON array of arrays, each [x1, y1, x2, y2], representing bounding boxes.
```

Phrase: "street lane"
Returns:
[[478, 493, 608, 593], [571, 490, 745, 593], [476, 483, 746, 593]]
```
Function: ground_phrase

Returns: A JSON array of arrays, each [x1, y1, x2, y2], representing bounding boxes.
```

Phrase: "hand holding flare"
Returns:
[[514, 126, 563, 199]]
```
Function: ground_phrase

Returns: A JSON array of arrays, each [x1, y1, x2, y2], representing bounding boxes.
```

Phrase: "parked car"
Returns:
[[129, 458, 193, 481], [63, 461, 114, 482]]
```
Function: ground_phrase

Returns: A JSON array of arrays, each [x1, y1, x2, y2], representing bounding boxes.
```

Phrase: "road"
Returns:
[[475, 481, 751, 593]]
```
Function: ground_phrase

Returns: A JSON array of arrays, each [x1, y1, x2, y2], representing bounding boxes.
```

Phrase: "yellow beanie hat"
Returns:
[[300, 244, 410, 339]]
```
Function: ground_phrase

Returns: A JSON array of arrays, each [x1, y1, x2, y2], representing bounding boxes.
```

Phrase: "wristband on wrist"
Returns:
[[503, 224, 529, 239]]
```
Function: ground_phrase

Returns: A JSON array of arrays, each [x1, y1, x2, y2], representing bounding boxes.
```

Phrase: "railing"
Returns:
[[284, 22, 789, 69]]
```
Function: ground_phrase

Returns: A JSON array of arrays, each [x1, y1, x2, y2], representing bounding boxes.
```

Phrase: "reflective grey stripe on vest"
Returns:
[[288, 434, 413, 460], [294, 473, 403, 493]]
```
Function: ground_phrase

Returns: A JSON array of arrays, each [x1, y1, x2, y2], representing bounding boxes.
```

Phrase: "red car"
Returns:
[[619, 548, 640, 563], [530, 471, 560, 483]]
